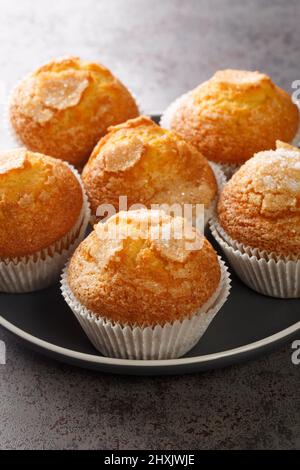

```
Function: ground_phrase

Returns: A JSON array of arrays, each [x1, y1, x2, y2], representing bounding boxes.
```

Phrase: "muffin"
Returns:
[[82, 116, 224, 228], [161, 69, 299, 177], [0, 148, 90, 292], [61, 209, 231, 359], [9, 56, 139, 167], [210, 144, 300, 297]]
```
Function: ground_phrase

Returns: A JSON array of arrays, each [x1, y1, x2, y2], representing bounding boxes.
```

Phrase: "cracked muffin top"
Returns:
[[67, 209, 221, 326], [166, 69, 299, 164], [217, 143, 300, 255], [10, 56, 139, 167], [82, 116, 217, 220], [0, 148, 83, 258]]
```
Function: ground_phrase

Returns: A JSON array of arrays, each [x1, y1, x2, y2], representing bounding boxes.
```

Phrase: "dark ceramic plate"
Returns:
[[0, 116, 299, 375]]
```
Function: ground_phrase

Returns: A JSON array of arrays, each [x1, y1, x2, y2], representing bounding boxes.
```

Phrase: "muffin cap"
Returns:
[[0, 149, 83, 258], [217, 144, 300, 256], [169, 69, 299, 164], [82, 116, 217, 218], [67, 209, 221, 326], [10, 56, 139, 167]]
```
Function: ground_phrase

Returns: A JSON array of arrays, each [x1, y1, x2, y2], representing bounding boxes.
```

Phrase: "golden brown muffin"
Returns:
[[82, 116, 217, 219], [217, 145, 300, 256], [10, 57, 139, 167], [0, 148, 83, 258], [167, 69, 299, 164], [67, 209, 221, 326]]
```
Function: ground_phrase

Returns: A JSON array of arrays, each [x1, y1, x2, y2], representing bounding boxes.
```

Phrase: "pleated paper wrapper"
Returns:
[[61, 257, 231, 360], [210, 218, 300, 299]]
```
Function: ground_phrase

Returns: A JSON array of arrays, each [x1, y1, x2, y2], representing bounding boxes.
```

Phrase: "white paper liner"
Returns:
[[60, 256, 231, 360], [215, 162, 241, 180], [210, 217, 300, 298], [203, 162, 226, 228], [0, 164, 91, 293], [209, 161, 226, 193]]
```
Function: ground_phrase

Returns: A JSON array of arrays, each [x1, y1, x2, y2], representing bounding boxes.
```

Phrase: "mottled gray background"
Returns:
[[0, 0, 300, 450]]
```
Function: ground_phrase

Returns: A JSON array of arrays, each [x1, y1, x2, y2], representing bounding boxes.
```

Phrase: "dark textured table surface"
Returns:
[[0, 0, 300, 450]]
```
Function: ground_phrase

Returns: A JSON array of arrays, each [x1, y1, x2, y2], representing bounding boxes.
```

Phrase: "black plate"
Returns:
[[0, 116, 299, 375]]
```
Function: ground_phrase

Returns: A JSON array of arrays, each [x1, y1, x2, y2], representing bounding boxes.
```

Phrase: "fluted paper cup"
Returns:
[[215, 162, 241, 180], [210, 218, 300, 298], [202, 162, 226, 228], [61, 257, 231, 360]]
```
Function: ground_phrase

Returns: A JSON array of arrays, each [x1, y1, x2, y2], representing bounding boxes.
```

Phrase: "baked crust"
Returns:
[[0, 149, 83, 258], [82, 116, 217, 219], [10, 57, 139, 167], [169, 69, 299, 164], [217, 145, 300, 255], [67, 210, 221, 326], [276, 140, 300, 152]]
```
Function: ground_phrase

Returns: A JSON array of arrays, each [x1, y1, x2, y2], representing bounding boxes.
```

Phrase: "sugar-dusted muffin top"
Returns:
[[218, 144, 300, 256], [10, 56, 139, 167], [0, 149, 83, 258], [82, 116, 217, 219], [168, 69, 299, 164], [68, 209, 221, 326]]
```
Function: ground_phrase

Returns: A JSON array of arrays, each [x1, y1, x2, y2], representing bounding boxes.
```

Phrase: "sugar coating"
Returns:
[[82, 116, 217, 220], [15, 71, 90, 125], [103, 136, 145, 172], [241, 149, 300, 197], [218, 146, 300, 256], [38, 72, 89, 112], [9, 56, 139, 166], [0, 148, 26, 174], [67, 209, 221, 326], [95, 210, 201, 264]]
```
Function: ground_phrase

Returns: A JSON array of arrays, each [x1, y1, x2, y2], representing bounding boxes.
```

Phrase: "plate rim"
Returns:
[[1, 315, 299, 369], [1, 113, 299, 372]]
